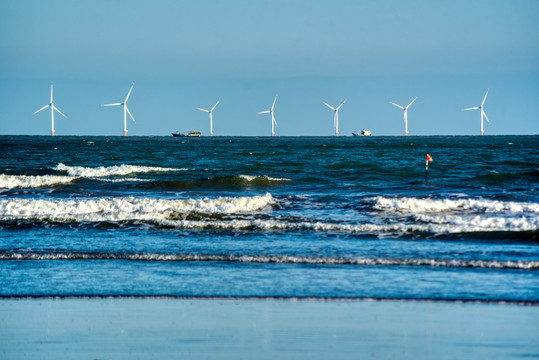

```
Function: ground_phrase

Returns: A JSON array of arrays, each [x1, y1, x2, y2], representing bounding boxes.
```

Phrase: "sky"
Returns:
[[1, 0, 538, 136]]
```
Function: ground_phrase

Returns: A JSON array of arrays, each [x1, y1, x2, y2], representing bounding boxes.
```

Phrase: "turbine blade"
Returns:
[[272, 114, 277, 128], [481, 89, 489, 107], [33, 104, 50, 115], [101, 103, 122, 107], [196, 107, 210, 113], [462, 107, 479, 111], [483, 110, 490, 124], [258, 110, 270, 114], [53, 105, 67, 118], [337, 99, 347, 110], [50, 81, 53, 103], [125, 82, 135, 102], [390, 102, 404, 110], [125, 106, 135, 123], [271, 94, 278, 110], [323, 102, 335, 111], [406, 97, 417, 108], [211, 100, 220, 111]]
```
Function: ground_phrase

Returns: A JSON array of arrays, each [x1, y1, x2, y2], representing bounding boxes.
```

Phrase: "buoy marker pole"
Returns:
[[425, 154, 433, 182]]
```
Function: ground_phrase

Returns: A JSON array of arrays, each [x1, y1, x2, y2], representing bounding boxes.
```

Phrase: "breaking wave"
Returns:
[[54, 163, 186, 177], [0, 174, 75, 189], [369, 196, 539, 214], [238, 175, 291, 183], [1, 252, 537, 270], [0, 193, 537, 235], [151, 217, 539, 235], [208, 175, 291, 186], [0, 164, 187, 189], [0, 193, 276, 222]]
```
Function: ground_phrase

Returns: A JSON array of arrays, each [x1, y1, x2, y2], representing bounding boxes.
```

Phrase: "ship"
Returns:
[[352, 129, 371, 136], [361, 129, 372, 136], [171, 130, 201, 137]]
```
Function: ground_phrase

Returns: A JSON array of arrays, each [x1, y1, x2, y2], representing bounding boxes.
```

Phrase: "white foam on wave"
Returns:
[[1, 192, 536, 234], [238, 175, 291, 183], [96, 178, 153, 183], [153, 216, 539, 234], [413, 213, 539, 232], [2, 252, 537, 270], [54, 163, 186, 177], [0, 164, 187, 189], [0, 193, 276, 222], [370, 196, 539, 215], [0, 174, 76, 189]]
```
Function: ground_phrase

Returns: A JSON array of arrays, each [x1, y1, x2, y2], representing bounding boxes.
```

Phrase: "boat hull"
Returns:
[[172, 130, 201, 137]]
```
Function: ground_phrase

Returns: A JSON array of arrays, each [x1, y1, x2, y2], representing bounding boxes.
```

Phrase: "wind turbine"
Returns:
[[196, 100, 220, 136], [463, 89, 490, 135], [101, 82, 136, 136], [323, 100, 347, 136], [390, 97, 417, 136], [257, 94, 278, 136], [32, 81, 67, 136]]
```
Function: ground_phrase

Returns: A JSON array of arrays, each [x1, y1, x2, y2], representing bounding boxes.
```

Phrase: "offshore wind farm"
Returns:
[[1, 1, 538, 359], [1, 2, 537, 137], [27, 82, 498, 137]]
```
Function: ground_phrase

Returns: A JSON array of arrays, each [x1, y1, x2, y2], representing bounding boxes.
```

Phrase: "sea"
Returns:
[[1, 135, 538, 302]]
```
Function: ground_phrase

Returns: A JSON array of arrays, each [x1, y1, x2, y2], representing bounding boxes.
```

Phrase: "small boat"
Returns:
[[186, 130, 201, 137], [171, 130, 201, 137], [353, 129, 372, 136]]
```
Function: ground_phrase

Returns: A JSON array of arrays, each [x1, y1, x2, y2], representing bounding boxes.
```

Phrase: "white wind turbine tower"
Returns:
[[463, 89, 490, 135], [257, 94, 278, 136], [101, 82, 136, 136], [323, 100, 347, 136], [32, 81, 67, 136], [390, 97, 417, 136], [196, 100, 220, 136]]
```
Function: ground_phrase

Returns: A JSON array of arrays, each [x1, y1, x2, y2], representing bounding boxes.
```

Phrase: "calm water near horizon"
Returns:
[[0, 135, 538, 301]]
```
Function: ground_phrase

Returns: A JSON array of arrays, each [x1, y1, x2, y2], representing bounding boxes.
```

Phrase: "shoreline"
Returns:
[[2, 298, 538, 359], [1, 295, 538, 306]]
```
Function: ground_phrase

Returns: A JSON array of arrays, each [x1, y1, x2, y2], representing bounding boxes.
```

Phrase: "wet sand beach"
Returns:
[[1, 298, 538, 359]]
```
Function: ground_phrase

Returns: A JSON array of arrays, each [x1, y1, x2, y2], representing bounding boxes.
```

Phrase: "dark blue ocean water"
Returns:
[[1, 135, 538, 301]]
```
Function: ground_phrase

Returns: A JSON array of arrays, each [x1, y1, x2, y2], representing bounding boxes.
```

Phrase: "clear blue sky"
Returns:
[[1, 0, 538, 136]]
